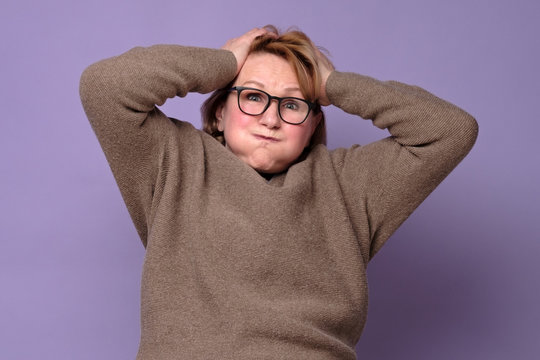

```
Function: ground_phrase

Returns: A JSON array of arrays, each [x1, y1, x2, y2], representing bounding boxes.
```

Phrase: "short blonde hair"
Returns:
[[201, 26, 332, 148]]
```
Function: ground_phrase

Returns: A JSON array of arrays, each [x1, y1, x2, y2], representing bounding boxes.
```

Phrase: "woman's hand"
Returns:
[[313, 45, 335, 106], [222, 28, 276, 75]]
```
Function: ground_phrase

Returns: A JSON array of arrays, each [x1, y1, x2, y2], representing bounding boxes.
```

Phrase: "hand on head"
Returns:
[[221, 28, 277, 75], [312, 45, 334, 106], [222, 27, 334, 107]]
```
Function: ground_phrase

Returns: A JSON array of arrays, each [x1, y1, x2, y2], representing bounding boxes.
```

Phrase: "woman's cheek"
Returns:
[[227, 110, 254, 132], [235, 115, 254, 128], [287, 124, 313, 148]]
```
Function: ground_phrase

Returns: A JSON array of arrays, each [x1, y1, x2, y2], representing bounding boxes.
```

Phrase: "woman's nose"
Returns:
[[259, 101, 281, 128]]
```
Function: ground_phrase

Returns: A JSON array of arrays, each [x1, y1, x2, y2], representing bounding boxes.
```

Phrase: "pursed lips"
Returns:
[[253, 133, 280, 142]]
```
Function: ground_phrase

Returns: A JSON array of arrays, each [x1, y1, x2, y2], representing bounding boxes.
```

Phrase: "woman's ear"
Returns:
[[215, 105, 225, 132]]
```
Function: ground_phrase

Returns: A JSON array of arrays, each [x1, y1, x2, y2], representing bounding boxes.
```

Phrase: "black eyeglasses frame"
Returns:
[[229, 86, 316, 125]]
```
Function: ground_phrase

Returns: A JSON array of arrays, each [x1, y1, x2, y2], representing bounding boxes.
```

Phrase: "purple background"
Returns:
[[1, 0, 539, 359]]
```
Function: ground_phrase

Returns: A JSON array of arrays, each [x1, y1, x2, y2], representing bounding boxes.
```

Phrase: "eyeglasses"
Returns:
[[229, 86, 316, 125]]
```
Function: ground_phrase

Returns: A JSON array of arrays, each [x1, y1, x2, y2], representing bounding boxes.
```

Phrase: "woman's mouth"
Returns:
[[253, 134, 280, 142]]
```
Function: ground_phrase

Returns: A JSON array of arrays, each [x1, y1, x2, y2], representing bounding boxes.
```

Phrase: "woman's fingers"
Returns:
[[313, 45, 335, 106], [222, 28, 275, 74]]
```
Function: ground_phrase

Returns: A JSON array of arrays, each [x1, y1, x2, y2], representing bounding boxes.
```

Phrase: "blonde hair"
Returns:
[[201, 25, 332, 148]]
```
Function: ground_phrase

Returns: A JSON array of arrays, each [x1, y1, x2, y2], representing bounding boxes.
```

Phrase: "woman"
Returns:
[[80, 26, 477, 359]]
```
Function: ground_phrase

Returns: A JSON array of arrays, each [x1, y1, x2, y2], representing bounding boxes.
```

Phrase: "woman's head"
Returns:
[[202, 26, 332, 174]]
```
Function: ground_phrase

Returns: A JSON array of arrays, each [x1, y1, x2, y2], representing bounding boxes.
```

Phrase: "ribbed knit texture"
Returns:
[[80, 45, 478, 359]]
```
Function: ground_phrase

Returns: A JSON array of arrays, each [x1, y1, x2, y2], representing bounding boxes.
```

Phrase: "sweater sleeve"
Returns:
[[327, 71, 478, 259], [79, 45, 237, 245]]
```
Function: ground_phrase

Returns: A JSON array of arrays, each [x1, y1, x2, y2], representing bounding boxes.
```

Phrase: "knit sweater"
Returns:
[[80, 45, 478, 359]]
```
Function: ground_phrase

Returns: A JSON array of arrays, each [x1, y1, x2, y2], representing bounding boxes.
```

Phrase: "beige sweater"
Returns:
[[80, 45, 477, 359]]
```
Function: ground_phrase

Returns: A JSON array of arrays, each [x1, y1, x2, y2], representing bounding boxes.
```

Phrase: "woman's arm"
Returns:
[[79, 45, 237, 244], [326, 71, 478, 259]]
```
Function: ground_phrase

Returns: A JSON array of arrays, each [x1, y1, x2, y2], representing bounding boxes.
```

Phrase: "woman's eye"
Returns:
[[283, 100, 300, 111], [246, 93, 263, 102]]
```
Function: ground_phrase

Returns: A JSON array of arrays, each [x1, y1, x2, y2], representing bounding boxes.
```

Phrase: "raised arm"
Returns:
[[80, 45, 238, 136], [79, 45, 237, 243], [325, 71, 478, 259]]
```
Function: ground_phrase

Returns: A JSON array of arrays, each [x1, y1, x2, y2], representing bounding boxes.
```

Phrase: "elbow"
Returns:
[[419, 103, 479, 163], [79, 62, 102, 107], [79, 59, 119, 113], [454, 110, 479, 154], [438, 109, 479, 164]]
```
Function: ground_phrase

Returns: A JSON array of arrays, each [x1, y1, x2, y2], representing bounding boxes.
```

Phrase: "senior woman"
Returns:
[[80, 26, 477, 359]]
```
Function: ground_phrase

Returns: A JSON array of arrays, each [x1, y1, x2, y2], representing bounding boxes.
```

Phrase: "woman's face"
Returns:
[[216, 52, 320, 174]]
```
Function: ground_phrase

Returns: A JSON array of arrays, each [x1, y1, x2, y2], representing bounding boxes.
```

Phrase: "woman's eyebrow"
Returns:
[[242, 80, 266, 88], [241, 80, 302, 94]]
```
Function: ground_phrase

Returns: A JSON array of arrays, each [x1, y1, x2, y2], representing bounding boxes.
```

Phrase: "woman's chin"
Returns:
[[247, 156, 284, 174], [237, 148, 295, 174], [252, 162, 281, 174]]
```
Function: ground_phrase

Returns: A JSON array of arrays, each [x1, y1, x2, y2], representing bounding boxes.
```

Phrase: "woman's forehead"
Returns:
[[236, 53, 301, 94]]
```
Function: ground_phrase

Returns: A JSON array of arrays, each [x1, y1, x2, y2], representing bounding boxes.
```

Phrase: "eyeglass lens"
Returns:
[[237, 88, 310, 124]]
